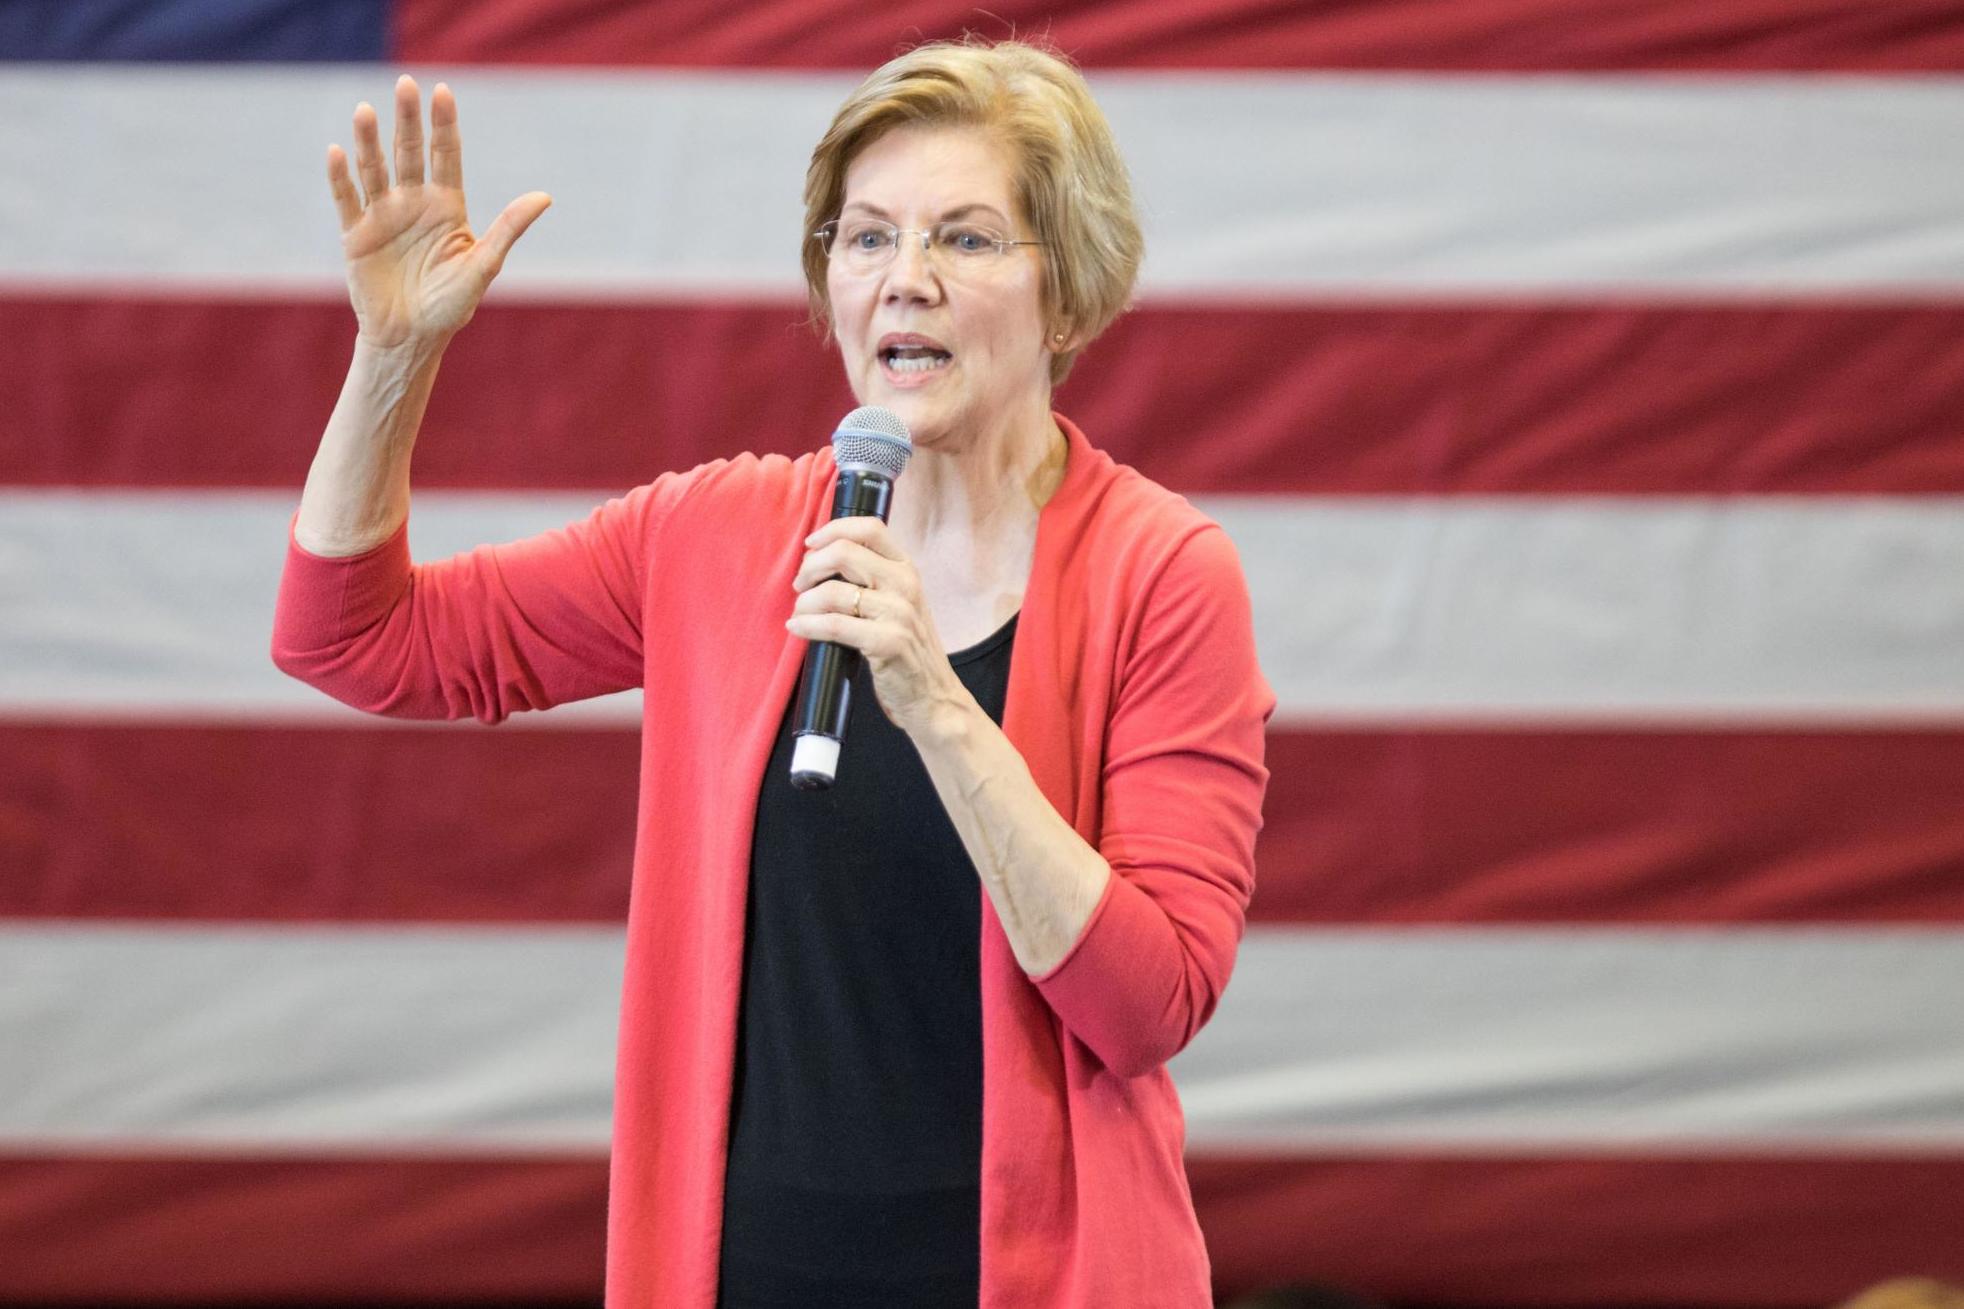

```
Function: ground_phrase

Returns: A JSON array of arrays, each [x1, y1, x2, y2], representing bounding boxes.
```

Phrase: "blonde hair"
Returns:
[[802, 38, 1143, 386]]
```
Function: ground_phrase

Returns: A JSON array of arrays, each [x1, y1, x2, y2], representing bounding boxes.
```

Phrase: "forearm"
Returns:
[[914, 692, 1111, 976], [293, 333, 451, 557]]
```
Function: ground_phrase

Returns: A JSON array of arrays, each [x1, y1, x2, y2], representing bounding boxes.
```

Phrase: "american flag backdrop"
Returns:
[[3, 1, 1963, 1303]]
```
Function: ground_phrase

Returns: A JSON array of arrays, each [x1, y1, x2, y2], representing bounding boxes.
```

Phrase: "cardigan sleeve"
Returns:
[[1030, 523, 1276, 1077], [271, 474, 687, 723]]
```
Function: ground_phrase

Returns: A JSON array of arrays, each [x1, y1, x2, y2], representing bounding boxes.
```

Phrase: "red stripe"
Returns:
[[7, 721, 1962, 925], [393, 0, 1964, 71], [0, 1152, 606, 1300], [1, 1151, 1955, 1301], [1188, 1153, 1964, 1306], [0, 721, 637, 924], [6, 295, 1962, 495], [1256, 727, 1964, 925]]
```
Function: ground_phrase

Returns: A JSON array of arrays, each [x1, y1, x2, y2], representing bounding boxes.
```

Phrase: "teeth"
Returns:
[[887, 353, 950, 374]]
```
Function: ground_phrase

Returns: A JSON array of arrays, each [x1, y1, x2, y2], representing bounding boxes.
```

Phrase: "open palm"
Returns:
[[327, 76, 550, 348]]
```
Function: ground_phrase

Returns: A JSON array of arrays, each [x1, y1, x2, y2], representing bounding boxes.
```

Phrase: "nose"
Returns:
[[882, 230, 941, 306]]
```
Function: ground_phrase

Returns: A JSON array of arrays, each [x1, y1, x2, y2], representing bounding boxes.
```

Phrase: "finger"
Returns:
[[474, 191, 552, 282], [793, 579, 877, 619], [805, 514, 906, 561], [325, 144, 362, 231], [792, 542, 856, 590], [786, 612, 877, 649], [392, 74, 425, 187], [351, 101, 389, 205], [792, 540, 889, 593], [429, 81, 463, 189]]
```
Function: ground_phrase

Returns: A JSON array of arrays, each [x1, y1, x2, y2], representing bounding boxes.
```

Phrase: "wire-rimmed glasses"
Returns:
[[813, 218, 1044, 274]]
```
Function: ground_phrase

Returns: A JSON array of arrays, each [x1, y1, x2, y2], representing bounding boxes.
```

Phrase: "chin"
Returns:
[[844, 359, 966, 447], [891, 409, 952, 449], [867, 386, 952, 445]]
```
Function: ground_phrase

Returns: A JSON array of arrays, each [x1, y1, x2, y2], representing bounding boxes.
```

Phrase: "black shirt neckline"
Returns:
[[947, 611, 1019, 667]]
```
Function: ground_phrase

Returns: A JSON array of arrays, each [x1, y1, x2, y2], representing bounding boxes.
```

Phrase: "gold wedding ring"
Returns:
[[852, 586, 864, 619]]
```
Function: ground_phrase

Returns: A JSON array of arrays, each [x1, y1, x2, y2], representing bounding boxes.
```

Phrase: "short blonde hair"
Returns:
[[802, 38, 1143, 386]]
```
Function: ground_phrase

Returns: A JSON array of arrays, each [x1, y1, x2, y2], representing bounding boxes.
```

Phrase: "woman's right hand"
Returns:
[[327, 75, 551, 350]]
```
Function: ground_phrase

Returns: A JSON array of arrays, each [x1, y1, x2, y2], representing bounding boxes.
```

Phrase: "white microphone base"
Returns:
[[789, 733, 841, 789]]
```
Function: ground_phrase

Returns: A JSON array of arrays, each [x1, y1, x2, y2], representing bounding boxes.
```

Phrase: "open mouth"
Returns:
[[880, 343, 954, 375]]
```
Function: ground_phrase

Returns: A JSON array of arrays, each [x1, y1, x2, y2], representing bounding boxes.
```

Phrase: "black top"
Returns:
[[717, 613, 1017, 1309]]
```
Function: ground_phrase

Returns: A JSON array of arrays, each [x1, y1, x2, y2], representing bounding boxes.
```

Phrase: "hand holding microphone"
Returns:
[[787, 406, 915, 788]]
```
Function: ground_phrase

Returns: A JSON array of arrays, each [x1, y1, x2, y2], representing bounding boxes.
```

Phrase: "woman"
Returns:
[[274, 39, 1273, 1308]]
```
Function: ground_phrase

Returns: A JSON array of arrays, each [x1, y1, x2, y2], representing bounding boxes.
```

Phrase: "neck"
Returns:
[[888, 398, 1067, 556]]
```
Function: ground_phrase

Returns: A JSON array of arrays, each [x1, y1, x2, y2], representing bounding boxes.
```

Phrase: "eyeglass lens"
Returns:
[[823, 220, 1011, 266]]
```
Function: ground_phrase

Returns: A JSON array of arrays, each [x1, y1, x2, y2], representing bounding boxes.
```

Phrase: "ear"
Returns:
[[1046, 325, 1081, 354]]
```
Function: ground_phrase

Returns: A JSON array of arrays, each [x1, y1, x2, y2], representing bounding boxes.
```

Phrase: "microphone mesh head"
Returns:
[[832, 406, 913, 480]]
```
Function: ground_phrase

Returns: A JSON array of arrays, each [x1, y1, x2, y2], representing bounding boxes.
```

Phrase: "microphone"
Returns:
[[789, 405, 914, 789]]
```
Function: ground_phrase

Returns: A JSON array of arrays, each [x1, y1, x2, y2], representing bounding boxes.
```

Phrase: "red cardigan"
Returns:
[[272, 414, 1274, 1307]]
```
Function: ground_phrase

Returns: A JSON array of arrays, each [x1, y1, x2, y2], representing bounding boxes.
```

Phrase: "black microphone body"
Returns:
[[789, 407, 913, 789], [789, 468, 894, 787]]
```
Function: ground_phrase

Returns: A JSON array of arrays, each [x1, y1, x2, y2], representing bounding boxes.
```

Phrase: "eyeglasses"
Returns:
[[813, 219, 1043, 274]]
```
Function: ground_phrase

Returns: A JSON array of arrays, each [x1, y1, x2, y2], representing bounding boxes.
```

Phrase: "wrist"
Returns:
[[352, 328, 453, 374], [913, 679, 987, 755]]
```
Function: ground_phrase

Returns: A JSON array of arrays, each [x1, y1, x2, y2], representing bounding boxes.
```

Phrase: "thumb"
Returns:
[[476, 191, 552, 281]]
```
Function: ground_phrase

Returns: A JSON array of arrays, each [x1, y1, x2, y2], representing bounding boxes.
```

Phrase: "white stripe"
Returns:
[[1, 923, 621, 1152], [4, 925, 1958, 1152], [4, 67, 1963, 296], [0, 490, 643, 728], [4, 490, 1963, 724], [1173, 927, 1964, 1153], [1216, 495, 1964, 724]]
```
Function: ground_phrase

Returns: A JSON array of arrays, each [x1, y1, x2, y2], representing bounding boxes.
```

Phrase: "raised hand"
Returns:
[[326, 75, 551, 349]]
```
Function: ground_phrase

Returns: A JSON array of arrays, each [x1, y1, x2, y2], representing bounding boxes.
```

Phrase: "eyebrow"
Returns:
[[841, 201, 1013, 224]]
